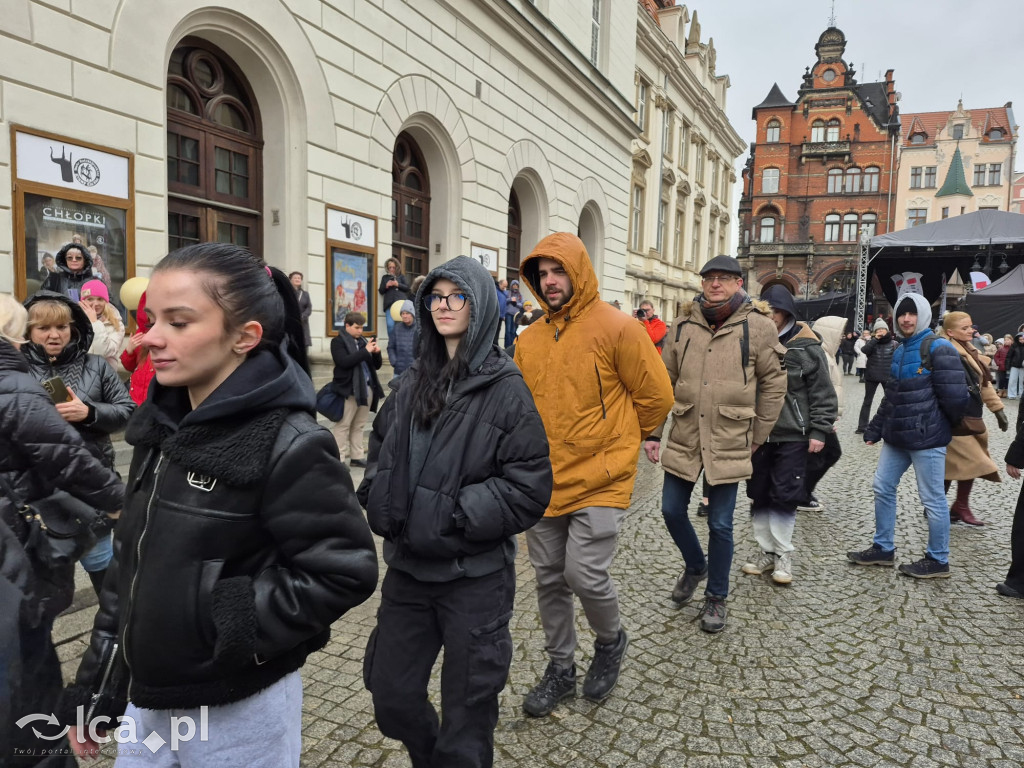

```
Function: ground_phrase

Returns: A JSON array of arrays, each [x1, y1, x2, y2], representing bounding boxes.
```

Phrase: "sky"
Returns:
[[690, 0, 1024, 176]]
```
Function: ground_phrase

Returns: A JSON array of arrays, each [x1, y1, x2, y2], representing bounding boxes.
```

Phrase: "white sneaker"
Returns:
[[741, 551, 775, 575], [772, 552, 793, 584]]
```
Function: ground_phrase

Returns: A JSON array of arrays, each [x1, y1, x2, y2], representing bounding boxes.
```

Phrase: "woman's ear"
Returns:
[[234, 320, 264, 355]]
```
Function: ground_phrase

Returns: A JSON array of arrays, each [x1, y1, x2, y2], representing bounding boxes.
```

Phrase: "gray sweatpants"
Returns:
[[525, 506, 627, 666], [112, 671, 302, 767]]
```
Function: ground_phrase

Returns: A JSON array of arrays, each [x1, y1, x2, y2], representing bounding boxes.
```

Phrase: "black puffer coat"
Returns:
[[39, 242, 96, 299], [22, 292, 134, 469], [60, 344, 378, 721], [358, 256, 552, 582], [862, 332, 897, 383], [0, 339, 124, 616]]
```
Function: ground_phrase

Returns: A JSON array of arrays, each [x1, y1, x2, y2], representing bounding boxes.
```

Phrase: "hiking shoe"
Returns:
[[898, 556, 950, 579], [582, 629, 628, 702], [670, 567, 708, 604], [698, 595, 727, 633], [741, 551, 775, 576], [797, 496, 824, 512], [772, 552, 793, 584], [846, 544, 895, 566], [696, 501, 709, 517], [523, 662, 576, 717], [996, 582, 1024, 599]]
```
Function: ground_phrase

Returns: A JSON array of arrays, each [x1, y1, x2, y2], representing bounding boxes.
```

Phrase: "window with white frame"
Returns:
[[910, 167, 922, 188], [762, 168, 780, 194], [907, 208, 927, 227], [861, 213, 877, 237], [864, 167, 880, 192], [691, 208, 702, 266], [811, 120, 825, 142], [824, 213, 840, 241], [711, 159, 720, 194], [657, 199, 668, 253], [973, 165, 987, 186], [845, 167, 861, 193], [760, 216, 776, 243], [826, 118, 840, 142], [636, 80, 648, 132], [630, 185, 644, 250], [923, 166, 937, 187], [827, 168, 843, 194], [842, 213, 859, 241], [695, 143, 705, 183], [766, 120, 781, 143], [590, 0, 601, 66], [662, 109, 672, 158], [679, 122, 689, 169], [674, 209, 685, 265]]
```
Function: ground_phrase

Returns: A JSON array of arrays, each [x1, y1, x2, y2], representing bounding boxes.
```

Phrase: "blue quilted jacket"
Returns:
[[865, 294, 969, 450]]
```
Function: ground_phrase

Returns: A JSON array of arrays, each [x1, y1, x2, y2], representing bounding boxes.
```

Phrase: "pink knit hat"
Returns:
[[81, 279, 109, 302]]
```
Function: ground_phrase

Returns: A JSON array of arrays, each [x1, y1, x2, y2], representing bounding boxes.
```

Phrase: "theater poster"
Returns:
[[326, 206, 377, 336], [11, 126, 134, 311]]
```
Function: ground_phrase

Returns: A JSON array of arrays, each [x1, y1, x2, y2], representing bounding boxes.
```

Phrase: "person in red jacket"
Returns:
[[119, 290, 155, 404], [636, 300, 667, 355]]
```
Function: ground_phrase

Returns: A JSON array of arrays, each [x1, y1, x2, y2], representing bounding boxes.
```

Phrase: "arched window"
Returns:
[[507, 189, 522, 284], [827, 168, 844, 194], [824, 213, 840, 242], [864, 167, 880, 193], [910, 133, 926, 144], [167, 39, 262, 254], [811, 120, 825, 143], [861, 213, 877, 238], [759, 216, 776, 243], [766, 120, 781, 144], [842, 213, 859, 241], [844, 167, 861, 194], [826, 118, 841, 142], [392, 132, 430, 278], [762, 168, 780, 194]]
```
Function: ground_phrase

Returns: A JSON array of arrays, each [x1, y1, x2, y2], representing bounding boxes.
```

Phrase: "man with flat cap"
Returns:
[[644, 255, 787, 632]]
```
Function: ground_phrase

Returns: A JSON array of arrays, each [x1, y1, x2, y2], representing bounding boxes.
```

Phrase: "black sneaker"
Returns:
[[671, 567, 708, 604], [350, 459, 367, 468], [846, 544, 895, 566], [698, 595, 727, 633], [898, 556, 950, 579], [582, 629, 628, 702], [796, 496, 824, 512], [522, 662, 576, 717], [696, 501, 709, 517], [996, 582, 1024, 599]]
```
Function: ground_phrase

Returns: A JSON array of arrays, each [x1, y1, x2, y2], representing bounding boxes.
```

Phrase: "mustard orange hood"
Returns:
[[520, 233, 600, 319]]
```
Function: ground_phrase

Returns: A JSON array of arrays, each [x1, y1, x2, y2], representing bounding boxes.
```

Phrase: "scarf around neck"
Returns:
[[699, 289, 748, 330]]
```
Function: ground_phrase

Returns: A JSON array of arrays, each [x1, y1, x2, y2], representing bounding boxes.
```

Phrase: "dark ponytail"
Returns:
[[153, 243, 310, 376]]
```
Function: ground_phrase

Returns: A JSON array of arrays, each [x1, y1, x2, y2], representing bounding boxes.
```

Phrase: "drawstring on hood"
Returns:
[[416, 256, 499, 373]]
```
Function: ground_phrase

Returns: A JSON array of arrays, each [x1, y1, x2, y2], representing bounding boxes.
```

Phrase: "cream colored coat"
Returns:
[[945, 337, 1003, 482], [653, 297, 787, 485]]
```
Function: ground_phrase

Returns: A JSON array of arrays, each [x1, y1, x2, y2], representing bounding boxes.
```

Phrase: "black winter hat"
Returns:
[[895, 296, 918, 317], [698, 254, 743, 277], [760, 284, 800, 321]]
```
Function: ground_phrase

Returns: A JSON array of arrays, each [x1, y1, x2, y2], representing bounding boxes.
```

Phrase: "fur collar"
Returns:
[[126, 403, 290, 486]]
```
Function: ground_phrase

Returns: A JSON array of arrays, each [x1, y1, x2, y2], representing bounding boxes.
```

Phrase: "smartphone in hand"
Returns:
[[41, 376, 72, 404]]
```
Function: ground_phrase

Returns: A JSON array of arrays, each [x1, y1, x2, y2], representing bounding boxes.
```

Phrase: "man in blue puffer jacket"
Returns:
[[847, 292, 969, 579]]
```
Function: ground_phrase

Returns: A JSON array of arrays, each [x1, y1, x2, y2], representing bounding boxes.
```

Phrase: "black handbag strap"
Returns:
[[0, 472, 27, 509]]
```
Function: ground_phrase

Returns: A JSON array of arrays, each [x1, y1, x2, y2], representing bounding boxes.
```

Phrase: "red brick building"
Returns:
[[738, 27, 901, 298]]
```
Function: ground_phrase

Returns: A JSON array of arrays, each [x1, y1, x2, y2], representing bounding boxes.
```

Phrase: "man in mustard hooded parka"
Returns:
[[514, 233, 672, 717]]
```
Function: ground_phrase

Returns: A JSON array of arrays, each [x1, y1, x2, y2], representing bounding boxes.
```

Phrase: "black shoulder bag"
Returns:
[[0, 474, 100, 567]]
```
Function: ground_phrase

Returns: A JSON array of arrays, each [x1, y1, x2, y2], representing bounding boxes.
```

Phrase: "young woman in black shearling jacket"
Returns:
[[63, 244, 378, 766], [358, 256, 552, 768]]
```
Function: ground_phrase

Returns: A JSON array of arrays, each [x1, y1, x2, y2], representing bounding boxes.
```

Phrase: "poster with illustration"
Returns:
[[22, 192, 128, 319], [330, 248, 375, 334]]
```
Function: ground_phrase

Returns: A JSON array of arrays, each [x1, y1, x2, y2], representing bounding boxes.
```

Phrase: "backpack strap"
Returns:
[[917, 333, 938, 373]]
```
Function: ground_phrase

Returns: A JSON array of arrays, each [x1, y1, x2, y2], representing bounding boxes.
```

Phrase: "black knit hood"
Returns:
[[416, 255, 499, 373]]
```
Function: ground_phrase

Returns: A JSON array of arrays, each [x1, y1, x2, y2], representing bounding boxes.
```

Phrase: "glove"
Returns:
[[996, 409, 1009, 432]]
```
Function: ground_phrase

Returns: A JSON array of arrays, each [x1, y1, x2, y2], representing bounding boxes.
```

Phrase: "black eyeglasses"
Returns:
[[424, 293, 467, 312]]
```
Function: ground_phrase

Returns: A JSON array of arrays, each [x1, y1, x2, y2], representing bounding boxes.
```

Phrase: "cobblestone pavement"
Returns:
[[58, 381, 1024, 767]]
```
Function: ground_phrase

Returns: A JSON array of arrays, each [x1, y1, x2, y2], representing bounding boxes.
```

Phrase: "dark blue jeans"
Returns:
[[661, 471, 738, 598]]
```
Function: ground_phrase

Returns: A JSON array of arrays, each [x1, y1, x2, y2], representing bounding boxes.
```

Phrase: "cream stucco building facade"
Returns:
[[1, 0, 740, 347], [626, 4, 744, 320]]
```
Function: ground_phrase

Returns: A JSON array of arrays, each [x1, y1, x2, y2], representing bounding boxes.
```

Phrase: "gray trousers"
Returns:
[[525, 506, 626, 666], [113, 671, 302, 767]]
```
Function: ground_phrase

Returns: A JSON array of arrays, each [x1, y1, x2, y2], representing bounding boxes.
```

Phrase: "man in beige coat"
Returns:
[[644, 255, 786, 632]]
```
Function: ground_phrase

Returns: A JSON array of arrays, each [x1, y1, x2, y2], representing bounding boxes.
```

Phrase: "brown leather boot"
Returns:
[[943, 480, 959, 523], [951, 480, 984, 526]]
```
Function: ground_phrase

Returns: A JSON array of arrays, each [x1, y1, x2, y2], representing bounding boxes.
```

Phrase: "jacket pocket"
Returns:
[[714, 405, 757, 455], [465, 610, 514, 706], [668, 402, 695, 445], [563, 433, 622, 482], [196, 559, 224, 649]]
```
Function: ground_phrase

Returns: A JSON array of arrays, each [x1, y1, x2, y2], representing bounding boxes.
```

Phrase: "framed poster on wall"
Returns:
[[326, 206, 377, 336], [11, 126, 134, 314], [470, 243, 499, 277]]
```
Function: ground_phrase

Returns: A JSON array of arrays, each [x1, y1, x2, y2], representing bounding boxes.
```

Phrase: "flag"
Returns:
[[970, 271, 990, 291], [892, 271, 924, 297], [939, 272, 947, 316]]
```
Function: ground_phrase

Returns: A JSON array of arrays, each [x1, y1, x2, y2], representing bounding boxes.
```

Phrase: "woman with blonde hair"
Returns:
[[80, 279, 124, 370], [939, 311, 1009, 526]]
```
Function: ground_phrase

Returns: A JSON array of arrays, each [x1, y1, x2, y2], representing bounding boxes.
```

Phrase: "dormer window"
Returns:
[[952, 124, 965, 140], [989, 129, 1004, 140], [910, 133, 926, 144]]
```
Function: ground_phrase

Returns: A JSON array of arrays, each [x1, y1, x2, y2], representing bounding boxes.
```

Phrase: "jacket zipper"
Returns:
[[595, 362, 607, 419], [86, 641, 119, 722], [789, 396, 807, 434], [125, 452, 164, 701]]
